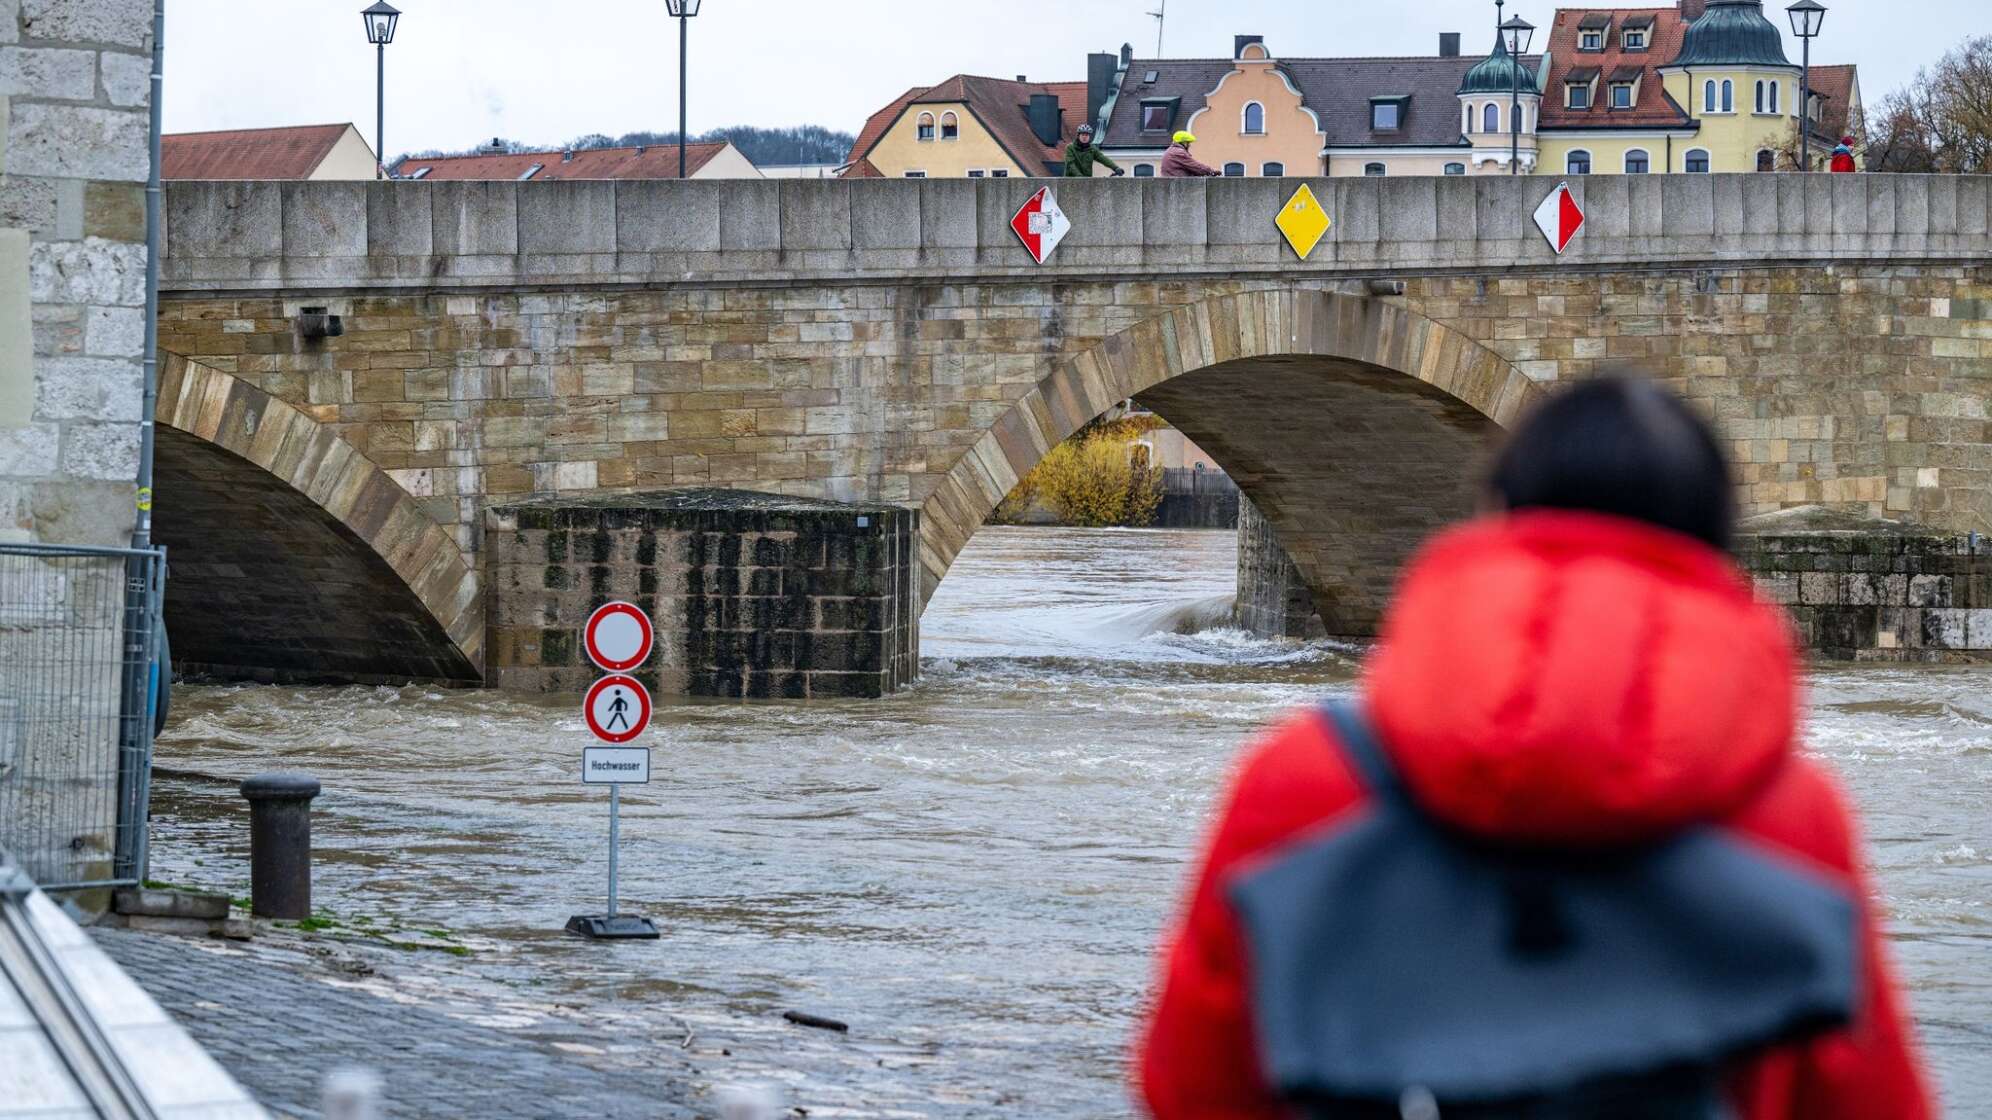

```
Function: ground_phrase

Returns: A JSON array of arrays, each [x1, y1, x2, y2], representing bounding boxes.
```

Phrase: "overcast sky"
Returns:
[[164, 0, 1965, 159]]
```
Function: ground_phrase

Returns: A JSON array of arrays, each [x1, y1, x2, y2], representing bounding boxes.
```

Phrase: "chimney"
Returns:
[[1234, 34, 1264, 58], [1120, 42, 1134, 68], [1088, 51, 1118, 128], [1016, 74, 1028, 82], [1681, 0, 1707, 19], [1027, 93, 1063, 146], [561, 150, 574, 163], [483, 137, 505, 154], [1440, 32, 1461, 57]]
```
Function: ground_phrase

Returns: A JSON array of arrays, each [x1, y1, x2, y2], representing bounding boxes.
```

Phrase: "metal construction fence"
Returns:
[[0, 542, 165, 891]]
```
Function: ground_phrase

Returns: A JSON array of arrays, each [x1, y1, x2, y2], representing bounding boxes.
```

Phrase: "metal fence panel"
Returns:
[[0, 543, 165, 891]]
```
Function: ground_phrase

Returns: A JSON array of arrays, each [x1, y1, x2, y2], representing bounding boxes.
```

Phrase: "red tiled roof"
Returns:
[[1806, 64, 1858, 141], [399, 141, 729, 180], [1540, 7, 1694, 129], [163, 124, 357, 180], [842, 75, 1088, 177]]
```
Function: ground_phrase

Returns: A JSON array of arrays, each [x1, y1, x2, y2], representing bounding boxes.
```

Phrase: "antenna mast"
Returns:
[[1148, 0, 1165, 55]]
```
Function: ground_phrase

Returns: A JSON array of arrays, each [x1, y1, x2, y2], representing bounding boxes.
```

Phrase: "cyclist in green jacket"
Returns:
[[1063, 124, 1124, 178]]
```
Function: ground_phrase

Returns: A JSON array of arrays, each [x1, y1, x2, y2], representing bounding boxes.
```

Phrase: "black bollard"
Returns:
[[240, 772, 321, 920]]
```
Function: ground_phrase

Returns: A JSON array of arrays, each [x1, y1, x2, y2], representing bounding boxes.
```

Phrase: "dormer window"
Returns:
[[1370, 96, 1409, 131], [1620, 15, 1653, 51], [1577, 14, 1611, 51], [1607, 66, 1642, 110], [1563, 67, 1599, 109], [1139, 97, 1179, 132]]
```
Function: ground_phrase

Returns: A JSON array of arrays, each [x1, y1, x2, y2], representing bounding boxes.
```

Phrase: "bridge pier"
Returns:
[[483, 490, 919, 698]]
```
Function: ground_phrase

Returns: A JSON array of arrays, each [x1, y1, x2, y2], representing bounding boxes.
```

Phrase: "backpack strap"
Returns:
[[1320, 700, 1403, 804]]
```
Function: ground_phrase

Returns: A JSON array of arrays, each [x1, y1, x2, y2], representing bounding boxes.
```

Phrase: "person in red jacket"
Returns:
[[1136, 377, 1932, 1120], [1831, 137, 1858, 172]]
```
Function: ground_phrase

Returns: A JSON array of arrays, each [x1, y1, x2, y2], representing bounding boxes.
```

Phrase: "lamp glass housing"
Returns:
[[1501, 15, 1536, 56], [667, 0, 702, 15], [362, 1, 400, 45], [1786, 0, 1826, 38]]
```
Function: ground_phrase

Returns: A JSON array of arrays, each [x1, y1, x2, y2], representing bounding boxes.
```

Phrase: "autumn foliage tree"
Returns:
[[992, 417, 1165, 528]]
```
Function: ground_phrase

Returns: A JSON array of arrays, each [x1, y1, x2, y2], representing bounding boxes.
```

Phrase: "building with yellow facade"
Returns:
[[1077, 1, 1857, 179], [842, 75, 1091, 179], [1537, 0, 1860, 175]]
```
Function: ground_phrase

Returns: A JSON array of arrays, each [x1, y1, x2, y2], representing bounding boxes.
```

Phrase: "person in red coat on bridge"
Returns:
[[1135, 377, 1932, 1120]]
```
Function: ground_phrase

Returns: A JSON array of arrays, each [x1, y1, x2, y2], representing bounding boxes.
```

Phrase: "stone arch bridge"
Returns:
[[157, 174, 1992, 686]]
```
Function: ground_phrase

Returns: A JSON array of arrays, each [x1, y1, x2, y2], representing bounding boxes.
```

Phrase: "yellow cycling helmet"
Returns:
[[1173, 130, 1197, 144]]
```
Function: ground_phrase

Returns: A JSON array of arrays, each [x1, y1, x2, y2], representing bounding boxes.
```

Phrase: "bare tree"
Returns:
[[1866, 35, 1992, 173]]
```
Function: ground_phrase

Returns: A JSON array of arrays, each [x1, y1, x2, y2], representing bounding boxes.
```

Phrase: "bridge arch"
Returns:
[[154, 354, 482, 683], [917, 288, 1546, 635]]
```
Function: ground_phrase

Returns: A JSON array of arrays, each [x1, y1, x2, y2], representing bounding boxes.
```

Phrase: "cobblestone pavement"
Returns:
[[92, 926, 702, 1119]]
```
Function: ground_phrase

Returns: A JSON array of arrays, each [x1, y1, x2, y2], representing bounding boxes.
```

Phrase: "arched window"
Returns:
[[1133, 163, 1156, 177], [1262, 162, 1285, 177], [1222, 161, 1246, 177], [1483, 103, 1501, 133], [1464, 103, 1474, 134], [1685, 148, 1711, 173], [1567, 149, 1592, 174], [1444, 162, 1466, 175], [1363, 162, 1387, 177], [916, 112, 936, 141], [1769, 81, 1779, 114], [1704, 80, 1717, 113], [1625, 148, 1650, 174], [1756, 148, 1776, 172], [940, 111, 959, 140], [1243, 102, 1265, 134], [1721, 80, 1734, 112], [1754, 81, 1765, 113]]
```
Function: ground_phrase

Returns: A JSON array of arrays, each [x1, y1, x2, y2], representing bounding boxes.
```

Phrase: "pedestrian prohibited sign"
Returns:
[[584, 601, 653, 672], [583, 674, 651, 743]]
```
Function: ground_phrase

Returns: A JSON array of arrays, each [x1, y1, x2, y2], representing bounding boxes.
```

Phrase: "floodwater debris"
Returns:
[[782, 1010, 848, 1032]]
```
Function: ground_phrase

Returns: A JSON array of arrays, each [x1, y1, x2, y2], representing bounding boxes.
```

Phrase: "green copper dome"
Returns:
[[1673, 0, 1793, 67], [1458, 34, 1539, 96]]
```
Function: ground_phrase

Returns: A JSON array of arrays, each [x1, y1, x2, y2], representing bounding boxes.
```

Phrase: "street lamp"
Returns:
[[667, 0, 703, 179], [1499, 5, 1536, 176], [1787, 0, 1827, 171], [361, 2, 400, 180]]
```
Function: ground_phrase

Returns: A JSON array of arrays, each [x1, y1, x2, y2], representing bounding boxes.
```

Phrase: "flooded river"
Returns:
[[149, 526, 1990, 1115]]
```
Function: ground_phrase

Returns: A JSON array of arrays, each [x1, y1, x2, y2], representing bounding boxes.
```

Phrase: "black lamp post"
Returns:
[[1787, 0, 1826, 171], [361, 2, 400, 180], [667, 0, 703, 179], [1500, 6, 1536, 176]]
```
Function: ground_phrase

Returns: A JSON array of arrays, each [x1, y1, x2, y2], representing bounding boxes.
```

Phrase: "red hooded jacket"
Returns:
[[1136, 512, 1932, 1119]]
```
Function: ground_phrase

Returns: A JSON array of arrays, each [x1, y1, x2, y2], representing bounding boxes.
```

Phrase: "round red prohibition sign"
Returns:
[[584, 600, 654, 672], [583, 675, 652, 744]]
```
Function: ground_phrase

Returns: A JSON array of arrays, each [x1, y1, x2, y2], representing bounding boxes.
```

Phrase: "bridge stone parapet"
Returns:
[[149, 175, 1992, 685], [162, 174, 1992, 293]]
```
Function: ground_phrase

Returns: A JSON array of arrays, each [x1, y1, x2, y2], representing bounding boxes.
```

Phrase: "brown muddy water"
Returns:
[[147, 527, 1990, 1115]]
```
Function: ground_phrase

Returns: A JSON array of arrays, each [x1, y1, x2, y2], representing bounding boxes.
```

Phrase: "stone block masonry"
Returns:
[[484, 489, 918, 698], [1738, 509, 1992, 662], [1233, 497, 1324, 641], [0, 0, 154, 547]]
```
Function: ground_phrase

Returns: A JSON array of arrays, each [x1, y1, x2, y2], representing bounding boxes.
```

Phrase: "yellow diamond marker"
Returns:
[[1276, 184, 1331, 261]]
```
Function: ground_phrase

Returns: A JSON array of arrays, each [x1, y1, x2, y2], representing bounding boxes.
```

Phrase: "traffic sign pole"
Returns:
[[607, 782, 619, 919], [567, 604, 660, 941]]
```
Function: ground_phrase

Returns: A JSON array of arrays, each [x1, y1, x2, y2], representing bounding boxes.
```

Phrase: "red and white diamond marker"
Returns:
[[1533, 181, 1585, 255], [1010, 186, 1072, 265]]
